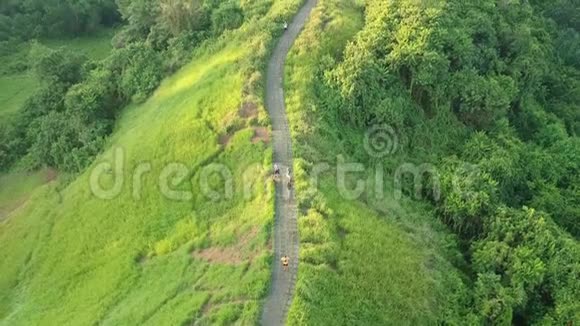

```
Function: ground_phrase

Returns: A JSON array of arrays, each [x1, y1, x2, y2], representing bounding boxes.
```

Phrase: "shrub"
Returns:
[[115, 42, 163, 102], [163, 31, 206, 73], [64, 68, 118, 123], [25, 111, 109, 172], [0, 14, 11, 42], [21, 83, 69, 121], [30, 44, 87, 85], [210, 2, 244, 35]]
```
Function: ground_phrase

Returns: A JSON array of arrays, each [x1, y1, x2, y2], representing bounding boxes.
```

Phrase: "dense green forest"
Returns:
[[0, 0, 247, 173], [291, 0, 580, 323], [331, 0, 580, 235], [0, 0, 119, 40]]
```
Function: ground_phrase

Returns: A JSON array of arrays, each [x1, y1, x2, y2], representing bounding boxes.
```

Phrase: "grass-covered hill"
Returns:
[[0, 0, 306, 324]]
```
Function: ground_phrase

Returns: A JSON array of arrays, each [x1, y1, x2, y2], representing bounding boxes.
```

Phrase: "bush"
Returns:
[[115, 43, 163, 102], [21, 83, 69, 121], [0, 124, 20, 171], [25, 111, 109, 172], [111, 25, 141, 49], [163, 31, 206, 73], [0, 14, 11, 42], [64, 68, 118, 123], [211, 2, 244, 35], [438, 157, 498, 237], [0, 0, 119, 41], [30, 44, 87, 85], [0, 0, 236, 174]]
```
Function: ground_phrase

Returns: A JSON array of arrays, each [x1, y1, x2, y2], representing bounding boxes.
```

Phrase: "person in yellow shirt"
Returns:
[[281, 255, 289, 271]]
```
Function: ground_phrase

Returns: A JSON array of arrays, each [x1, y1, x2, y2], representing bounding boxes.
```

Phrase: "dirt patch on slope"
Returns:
[[193, 227, 260, 265], [45, 168, 58, 182], [239, 102, 259, 119], [251, 127, 270, 144]]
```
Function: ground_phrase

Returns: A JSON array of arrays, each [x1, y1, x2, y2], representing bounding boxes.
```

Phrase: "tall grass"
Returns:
[[42, 28, 116, 60], [0, 1, 308, 325], [0, 73, 38, 120]]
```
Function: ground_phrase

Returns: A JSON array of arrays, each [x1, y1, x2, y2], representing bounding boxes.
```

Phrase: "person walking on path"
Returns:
[[286, 169, 293, 190], [281, 255, 290, 272]]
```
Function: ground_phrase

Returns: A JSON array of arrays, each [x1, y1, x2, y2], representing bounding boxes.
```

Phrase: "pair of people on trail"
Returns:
[[273, 164, 293, 189], [281, 255, 289, 271]]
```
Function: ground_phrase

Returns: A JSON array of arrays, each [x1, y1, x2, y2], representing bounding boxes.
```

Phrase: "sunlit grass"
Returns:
[[0, 46, 268, 325]]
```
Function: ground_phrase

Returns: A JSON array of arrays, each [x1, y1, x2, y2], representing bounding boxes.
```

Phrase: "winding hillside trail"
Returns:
[[261, 0, 317, 325]]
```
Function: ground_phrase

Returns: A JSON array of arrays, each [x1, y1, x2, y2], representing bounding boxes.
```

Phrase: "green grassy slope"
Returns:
[[0, 169, 54, 220], [42, 29, 115, 61], [0, 73, 38, 119], [285, 1, 468, 324], [0, 1, 305, 324]]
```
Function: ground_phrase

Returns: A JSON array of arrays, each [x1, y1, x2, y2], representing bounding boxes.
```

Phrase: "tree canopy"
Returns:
[[0, 0, 251, 173], [319, 0, 580, 323]]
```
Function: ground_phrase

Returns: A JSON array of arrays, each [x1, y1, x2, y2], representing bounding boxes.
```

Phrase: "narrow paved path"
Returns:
[[261, 1, 317, 325]]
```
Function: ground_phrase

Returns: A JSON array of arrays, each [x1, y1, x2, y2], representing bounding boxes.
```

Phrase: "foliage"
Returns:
[[0, 0, 120, 41], [158, 0, 206, 36], [0, 19, 161, 173], [0, 0, 260, 174], [285, 1, 474, 324], [438, 156, 498, 238], [30, 44, 87, 85], [210, 2, 244, 35], [1, 0, 578, 324], [286, 0, 580, 324], [113, 42, 163, 102]]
